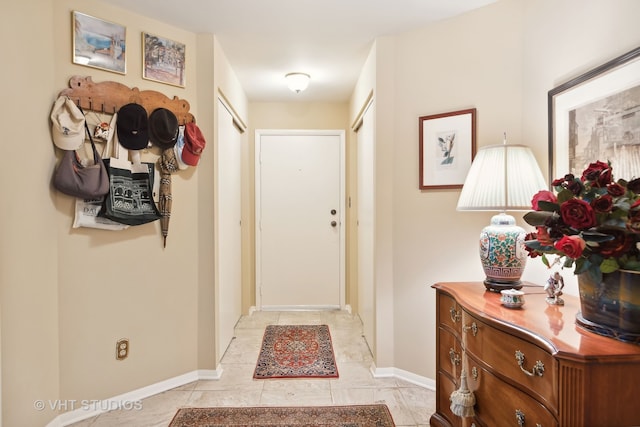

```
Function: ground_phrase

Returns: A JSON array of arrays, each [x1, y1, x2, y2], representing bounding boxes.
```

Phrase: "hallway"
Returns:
[[70, 310, 435, 426]]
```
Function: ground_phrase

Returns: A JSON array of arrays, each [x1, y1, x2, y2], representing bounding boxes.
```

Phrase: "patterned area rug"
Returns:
[[168, 405, 395, 426], [253, 325, 338, 379]]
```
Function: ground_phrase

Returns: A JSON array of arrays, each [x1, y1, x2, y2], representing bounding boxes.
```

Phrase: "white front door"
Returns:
[[256, 130, 345, 310]]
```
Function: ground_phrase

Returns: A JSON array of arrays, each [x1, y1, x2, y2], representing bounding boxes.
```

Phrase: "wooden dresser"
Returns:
[[430, 282, 640, 427]]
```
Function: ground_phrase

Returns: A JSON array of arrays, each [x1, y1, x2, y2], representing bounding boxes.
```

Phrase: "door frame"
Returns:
[[255, 129, 346, 310]]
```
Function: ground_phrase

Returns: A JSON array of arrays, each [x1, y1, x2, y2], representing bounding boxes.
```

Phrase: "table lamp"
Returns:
[[456, 136, 547, 292]]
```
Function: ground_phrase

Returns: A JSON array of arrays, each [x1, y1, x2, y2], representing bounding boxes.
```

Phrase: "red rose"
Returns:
[[591, 194, 613, 214], [566, 179, 583, 196], [531, 190, 557, 210], [596, 229, 634, 257], [581, 161, 612, 187], [551, 175, 570, 186], [607, 183, 626, 197], [554, 235, 586, 258], [536, 226, 554, 246], [560, 198, 596, 229], [524, 232, 540, 258]]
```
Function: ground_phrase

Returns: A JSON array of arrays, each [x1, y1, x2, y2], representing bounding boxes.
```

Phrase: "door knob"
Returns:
[[331, 221, 337, 227]]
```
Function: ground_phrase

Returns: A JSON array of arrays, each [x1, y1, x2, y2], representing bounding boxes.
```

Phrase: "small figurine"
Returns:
[[544, 271, 565, 305]]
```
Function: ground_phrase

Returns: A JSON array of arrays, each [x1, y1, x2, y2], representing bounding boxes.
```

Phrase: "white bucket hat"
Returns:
[[50, 96, 85, 150]]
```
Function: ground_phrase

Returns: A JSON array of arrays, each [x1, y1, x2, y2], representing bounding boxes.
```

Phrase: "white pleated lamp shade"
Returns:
[[457, 144, 547, 212], [456, 143, 547, 292]]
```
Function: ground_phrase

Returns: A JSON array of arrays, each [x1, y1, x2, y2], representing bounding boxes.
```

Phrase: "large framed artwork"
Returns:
[[72, 11, 126, 74], [419, 108, 476, 190], [548, 46, 640, 184], [142, 32, 186, 87]]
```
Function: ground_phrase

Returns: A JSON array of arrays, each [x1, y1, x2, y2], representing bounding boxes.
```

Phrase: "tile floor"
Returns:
[[70, 310, 435, 426]]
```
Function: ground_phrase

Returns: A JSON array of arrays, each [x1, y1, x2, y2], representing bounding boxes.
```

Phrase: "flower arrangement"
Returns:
[[523, 160, 640, 279]]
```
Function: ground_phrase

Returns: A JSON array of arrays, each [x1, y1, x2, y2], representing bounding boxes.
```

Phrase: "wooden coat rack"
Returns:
[[58, 75, 195, 124]]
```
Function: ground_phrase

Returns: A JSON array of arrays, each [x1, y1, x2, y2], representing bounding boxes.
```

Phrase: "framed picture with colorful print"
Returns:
[[72, 11, 126, 74], [142, 32, 186, 87], [548, 46, 640, 185], [419, 108, 476, 190]]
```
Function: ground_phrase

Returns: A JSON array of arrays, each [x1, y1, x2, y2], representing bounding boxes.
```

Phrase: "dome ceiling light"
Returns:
[[285, 72, 310, 93]]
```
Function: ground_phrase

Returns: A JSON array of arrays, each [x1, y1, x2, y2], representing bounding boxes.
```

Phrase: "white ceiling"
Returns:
[[107, 0, 497, 102]]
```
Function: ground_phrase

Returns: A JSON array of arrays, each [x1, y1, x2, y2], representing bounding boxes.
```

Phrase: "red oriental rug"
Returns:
[[168, 405, 395, 426], [253, 324, 339, 379]]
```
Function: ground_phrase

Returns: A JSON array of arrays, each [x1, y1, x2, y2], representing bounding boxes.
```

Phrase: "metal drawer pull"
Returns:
[[449, 306, 461, 323], [515, 350, 545, 377], [462, 322, 478, 336], [515, 409, 543, 427], [449, 348, 461, 366]]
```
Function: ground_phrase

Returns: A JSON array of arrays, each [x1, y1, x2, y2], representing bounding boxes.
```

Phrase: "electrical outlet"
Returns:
[[116, 338, 129, 360]]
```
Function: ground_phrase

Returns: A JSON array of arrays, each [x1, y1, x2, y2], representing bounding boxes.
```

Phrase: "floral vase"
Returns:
[[576, 269, 640, 344]]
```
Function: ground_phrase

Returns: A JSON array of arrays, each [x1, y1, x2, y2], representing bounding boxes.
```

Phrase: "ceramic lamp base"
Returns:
[[479, 213, 527, 293]]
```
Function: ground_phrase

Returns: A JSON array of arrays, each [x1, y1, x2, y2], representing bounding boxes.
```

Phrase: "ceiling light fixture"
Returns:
[[285, 72, 310, 93]]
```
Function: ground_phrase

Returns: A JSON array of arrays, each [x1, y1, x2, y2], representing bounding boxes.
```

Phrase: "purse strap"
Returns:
[[78, 106, 101, 164]]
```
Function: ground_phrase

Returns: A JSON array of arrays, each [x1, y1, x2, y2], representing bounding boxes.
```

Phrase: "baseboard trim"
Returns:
[[259, 305, 342, 311], [46, 367, 223, 427], [370, 362, 436, 390]]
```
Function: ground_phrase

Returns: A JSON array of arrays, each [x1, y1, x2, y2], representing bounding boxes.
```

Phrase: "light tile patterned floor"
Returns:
[[69, 310, 435, 426]]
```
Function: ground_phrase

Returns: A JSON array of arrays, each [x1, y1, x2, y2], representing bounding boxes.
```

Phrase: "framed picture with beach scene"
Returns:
[[419, 108, 476, 190], [142, 32, 186, 88], [72, 11, 126, 74]]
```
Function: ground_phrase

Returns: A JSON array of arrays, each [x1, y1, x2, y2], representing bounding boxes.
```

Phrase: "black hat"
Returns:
[[117, 103, 149, 150], [149, 108, 179, 149]]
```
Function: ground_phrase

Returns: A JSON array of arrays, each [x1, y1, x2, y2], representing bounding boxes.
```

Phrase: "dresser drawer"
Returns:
[[435, 371, 462, 427], [462, 310, 558, 412], [438, 326, 462, 380], [466, 355, 558, 427], [438, 292, 462, 336]]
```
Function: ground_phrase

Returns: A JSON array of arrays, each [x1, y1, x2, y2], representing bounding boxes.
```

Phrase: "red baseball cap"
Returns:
[[182, 122, 206, 166]]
